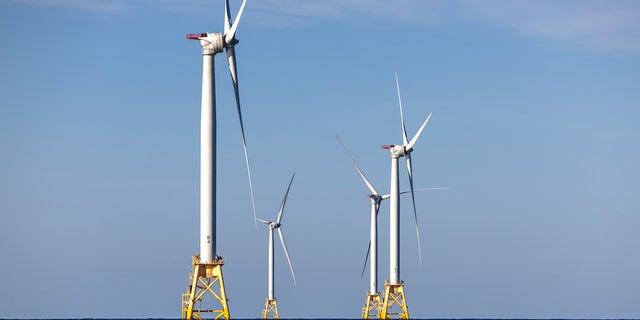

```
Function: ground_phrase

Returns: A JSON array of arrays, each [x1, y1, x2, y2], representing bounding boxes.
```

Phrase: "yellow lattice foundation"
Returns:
[[380, 280, 409, 319], [362, 292, 381, 319], [182, 254, 230, 320], [261, 298, 279, 319]]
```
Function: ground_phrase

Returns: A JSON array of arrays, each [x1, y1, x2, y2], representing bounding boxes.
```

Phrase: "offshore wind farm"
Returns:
[[179, 2, 445, 317], [1, 0, 639, 319]]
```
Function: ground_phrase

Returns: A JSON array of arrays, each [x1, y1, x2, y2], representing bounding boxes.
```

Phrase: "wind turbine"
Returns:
[[257, 173, 297, 319], [380, 73, 432, 318], [337, 136, 383, 318], [338, 136, 447, 319], [182, 1, 254, 319]]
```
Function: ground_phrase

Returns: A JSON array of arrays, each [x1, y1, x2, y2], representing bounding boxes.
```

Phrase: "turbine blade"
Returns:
[[225, 0, 247, 44], [405, 152, 414, 196], [360, 240, 371, 279], [336, 135, 379, 196], [226, 46, 240, 111], [226, 46, 258, 227], [256, 218, 270, 225], [276, 173, 295, 224], [223, 0, 231, 35], [362, 200, 381, 277], [400, 187, 450, 195], [407, 112, 431, 150], [395, 72, 409, 146], [406, 153, 423, 265], [278, 228, 297, 286], [382, 188, 449, 200], [382, 187, 450, 200]]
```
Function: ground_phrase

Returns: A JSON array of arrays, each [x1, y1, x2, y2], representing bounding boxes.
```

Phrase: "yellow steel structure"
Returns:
[[182, 254, 230, 320], [380, 280, 409, 319], [362, 292, 381, 319], [261, 298, 279, 319]]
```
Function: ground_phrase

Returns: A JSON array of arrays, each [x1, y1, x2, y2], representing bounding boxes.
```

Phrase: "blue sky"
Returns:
[[1, 0, 639, 318]]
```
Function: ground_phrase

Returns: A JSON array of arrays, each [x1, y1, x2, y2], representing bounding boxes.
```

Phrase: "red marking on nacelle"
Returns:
[[186, 33, 207, 39], [381, 144, 394, 149]]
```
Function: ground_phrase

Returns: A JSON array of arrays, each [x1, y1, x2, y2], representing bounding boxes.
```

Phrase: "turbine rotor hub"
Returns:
[[224, 35, 239, 47]]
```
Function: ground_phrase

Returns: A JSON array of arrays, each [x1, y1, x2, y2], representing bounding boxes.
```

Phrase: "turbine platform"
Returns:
[[182, 254, 230, 319], [261, 298, 279, 319], [362, 292, 381, 319], [380, 280, 409, 319]]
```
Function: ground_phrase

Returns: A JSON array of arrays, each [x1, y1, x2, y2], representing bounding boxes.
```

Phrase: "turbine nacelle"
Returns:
[[368, 193, 383, 203], [269, 222, 282, 230], [382, 144, 409, 158], [187, 32, 224, 54], [257, 219, 282, 229]]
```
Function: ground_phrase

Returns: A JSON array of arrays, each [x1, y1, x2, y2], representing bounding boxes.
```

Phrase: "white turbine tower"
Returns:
[[182, 1, 255, 319], [257, 173, 297, 319], [380, 73, 432, 318], [338, 136, 447, 319]]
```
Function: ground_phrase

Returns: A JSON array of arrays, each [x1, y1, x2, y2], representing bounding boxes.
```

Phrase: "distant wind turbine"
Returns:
[[257, 173, 297, 319]]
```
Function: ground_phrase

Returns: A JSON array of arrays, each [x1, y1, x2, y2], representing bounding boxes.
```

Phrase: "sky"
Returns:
[[1, 0, 639, 318]]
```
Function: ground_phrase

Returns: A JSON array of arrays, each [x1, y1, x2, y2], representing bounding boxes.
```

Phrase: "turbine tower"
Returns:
[[339, 137, 447, 319], [181, 1, 255, 319], [257, 173, 297, 319], [380, 74, 432, 318]]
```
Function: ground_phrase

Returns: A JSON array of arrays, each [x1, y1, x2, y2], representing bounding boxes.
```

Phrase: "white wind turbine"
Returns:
[[256, 173, 297, 318], [337, 136, 382, 300], [186, 0, 256, 264], [338, 136, 447, 318], [383, 73, 432, 288]]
